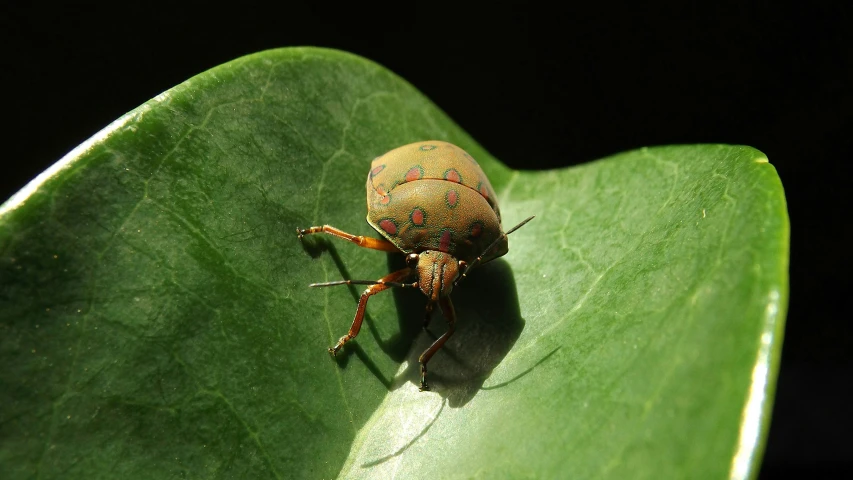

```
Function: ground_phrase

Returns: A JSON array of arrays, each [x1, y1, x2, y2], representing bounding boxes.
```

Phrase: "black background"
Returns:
[[2, 3, 850, 477]]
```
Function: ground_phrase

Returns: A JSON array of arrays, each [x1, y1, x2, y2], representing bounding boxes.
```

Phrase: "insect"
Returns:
[[297, 140, 533, 391]]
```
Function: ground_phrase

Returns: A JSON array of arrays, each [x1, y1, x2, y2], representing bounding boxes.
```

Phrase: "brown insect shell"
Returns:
[[365, 141, 507, 270]]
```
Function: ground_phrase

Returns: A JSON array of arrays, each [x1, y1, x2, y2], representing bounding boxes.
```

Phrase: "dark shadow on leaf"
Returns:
[[295, 228, 328, 259], [341, 343, 393, 389], [300, 235, 418, 387], [302, 235, 526, 403], [392, 258, 525, 407]]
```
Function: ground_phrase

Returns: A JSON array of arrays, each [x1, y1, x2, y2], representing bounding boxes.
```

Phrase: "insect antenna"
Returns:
[[455, 215, 535, 286], [310, 279, 419, 289]]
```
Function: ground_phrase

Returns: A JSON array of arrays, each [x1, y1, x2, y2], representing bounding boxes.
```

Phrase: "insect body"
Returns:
[[297, 140, 533, 391]]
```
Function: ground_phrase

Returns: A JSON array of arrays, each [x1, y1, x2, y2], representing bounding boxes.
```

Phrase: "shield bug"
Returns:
[[297, 140, 533, 391]]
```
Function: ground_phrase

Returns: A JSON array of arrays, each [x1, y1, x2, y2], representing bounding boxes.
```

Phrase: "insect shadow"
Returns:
[[301, 235, 525, 407], [386, 253, 526, 408]]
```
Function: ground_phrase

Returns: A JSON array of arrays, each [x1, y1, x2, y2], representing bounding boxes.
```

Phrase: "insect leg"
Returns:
[[418, 296, 456, 391], [329, 267, 414, 356], [423, 302, 435, 330], [297, 225, 399, 252]]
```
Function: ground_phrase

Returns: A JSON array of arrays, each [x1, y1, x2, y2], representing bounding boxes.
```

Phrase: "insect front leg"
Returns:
[[418, 296, 456, 391], [329, 267, 414, 356], [297, 225, 399, 252]]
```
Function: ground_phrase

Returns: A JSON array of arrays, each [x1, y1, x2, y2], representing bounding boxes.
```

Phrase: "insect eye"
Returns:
[[406, 253, 419, 266]]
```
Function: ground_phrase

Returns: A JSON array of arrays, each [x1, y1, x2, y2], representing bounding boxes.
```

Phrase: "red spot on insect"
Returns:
[[370, 164, 385, 178], [406, 166, 423, 182], [444, 169, 461, 183], [478, 183, 489, 200], [379, 219, 398, 235], [411, 208, 425, 226], [439, 230, 452, 252], [446, 189, 458, 207], [379, 195, 391, 205], [470, 222, 483, 238]]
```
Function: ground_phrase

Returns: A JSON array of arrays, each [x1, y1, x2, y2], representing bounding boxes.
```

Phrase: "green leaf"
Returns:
[[0, 47, 788, 479]]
